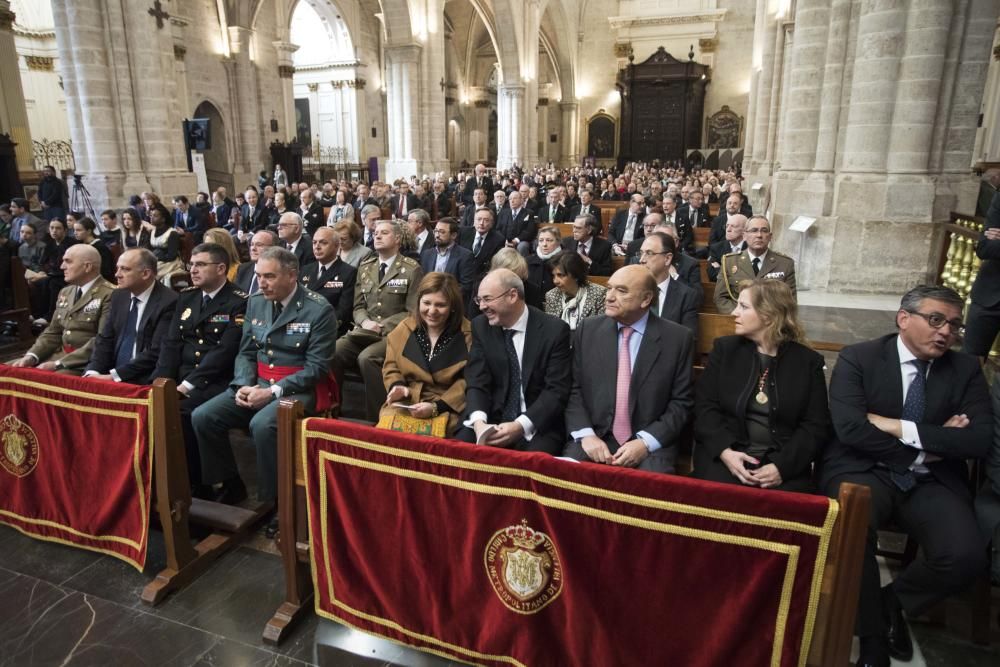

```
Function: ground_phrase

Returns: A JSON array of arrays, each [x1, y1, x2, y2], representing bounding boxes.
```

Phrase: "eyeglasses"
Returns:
[[906, 310, 965, 335], [276, 223, 297, 228], [638, 250, 668, 258], [473, 290, 511, 306], [190, 261, 224, 269], [746, 227, 771, 235]]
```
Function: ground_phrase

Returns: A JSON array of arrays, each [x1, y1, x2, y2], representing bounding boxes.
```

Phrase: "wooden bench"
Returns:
[[263, 399, 871, 667], [694, 227, 710, 251], [0, 256, 35, 352]]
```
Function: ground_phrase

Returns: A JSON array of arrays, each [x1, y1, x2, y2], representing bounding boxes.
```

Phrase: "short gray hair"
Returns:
[[376, 219, 402, 239], [130, 248, 158, 273], [899, 285, 964, 314], [258, 246, 299, 274], [407, 208, 431, 229], [279, 211, 303, 231], [487, 268, 525, 300], [361, 204, 381, 219]]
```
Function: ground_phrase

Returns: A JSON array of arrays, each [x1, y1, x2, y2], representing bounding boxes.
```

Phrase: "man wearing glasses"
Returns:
[[819, 285, 990, 667], [457, 268, 571, 454], [154, 243, 248, 499], [714, 214, 796, 314]]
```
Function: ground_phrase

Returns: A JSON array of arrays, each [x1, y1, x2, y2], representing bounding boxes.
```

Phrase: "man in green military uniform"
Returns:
[[154, 243, 248, 498], [192, 247, 336, 534], [10, 244, 114, 374], [332, 219, 423, 421], [714, 215, 797, 314]]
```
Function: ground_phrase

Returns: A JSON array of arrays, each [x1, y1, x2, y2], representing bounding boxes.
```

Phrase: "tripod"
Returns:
[[70, 174, 98, 222]]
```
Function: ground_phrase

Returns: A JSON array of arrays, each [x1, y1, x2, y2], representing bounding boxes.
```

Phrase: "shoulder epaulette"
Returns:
[[232, 288, 249, 298], [770, 250, 792, 259], [399, 255, 420, 266], [182, 285, 199, 292], [359, 255, 378, 265]]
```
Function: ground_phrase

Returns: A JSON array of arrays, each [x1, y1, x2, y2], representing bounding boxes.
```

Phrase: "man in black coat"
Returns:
[[299, 227, 356, 336], [84, 248, 178, 384], [235, 230, 277, 294], [38, 165, 67, 222], [421, 218, 475, 303], [819, 285, 990, 667], [675, 190, 709, 256], [495, 190, 537, 254], [962, 190, 1000, 358], [277, 212, 315, 268], [390, 181, 420, 220], [456, 268, 571, 455], [608, 193, 646, 253], [537, 189, 568, 225], [638, 232, 700, 337], [562, 213, 612, 276], [462, 163, 494, 207], [297, 189, 325, 237], [459, 208, 506, 280], [568, 188, 598, 220], [153, 243, 248, 496], [461, 187, 490, 227], [240, 188, 268, 233], [709, 192, 747, 246], [563, 265, 694, 473]]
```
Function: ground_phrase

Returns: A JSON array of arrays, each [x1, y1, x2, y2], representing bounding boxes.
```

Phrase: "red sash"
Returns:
[[257, 362, 339, 412], [62, 344, 76, 354]]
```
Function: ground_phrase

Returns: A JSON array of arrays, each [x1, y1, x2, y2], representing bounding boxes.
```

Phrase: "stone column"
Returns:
[[780, 0, 830, 172], [417, 1, 448, 176], [971, 16, 1000, 164], [761, 19, 788, 174], [0, 1, 34, 173], [273, 41, 299, 143], [384, 44, 421, 180], [228, 26, 261, 181], [812, 0, 852, 173], [559, 101, 579, 167], [748, 18, 777, 174], [497, 84, 525, 169], [536, 97, 549, 164]]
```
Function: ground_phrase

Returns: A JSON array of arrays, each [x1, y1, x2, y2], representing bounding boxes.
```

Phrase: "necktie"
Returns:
[[398, 197, 405, 217], [272, 301, 283, 321], [550, 206, 555, 220], [115, 296, 140, 370], [752, 257, 761, 276], [366, 231, 375, 249], [501, 329, 522, 423], [248, 207, 254, 221], [249, 274, 259, 295], [202, 293, 211, 310], [473, 235, 483, 256], [612, 326, 634, 445], [74, 287, 83, 304], [379, 262, 387, 283], [893, 359, 930, 492], [579, 242, 588, 258]]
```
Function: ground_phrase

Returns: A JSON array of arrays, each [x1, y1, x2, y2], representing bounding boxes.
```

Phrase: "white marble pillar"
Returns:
[[273, 41, 299, 143], [498, 85, 525, 169], [228, 26, 262, 179], [385, 44, 422, 180], [0, 1, 34, 173], [559, 101, 579, 167]]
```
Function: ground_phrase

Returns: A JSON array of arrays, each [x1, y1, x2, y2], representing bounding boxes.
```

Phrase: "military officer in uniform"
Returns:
[[192, 247, 335, 535], [332, 219, 423, 421], [153, 242, 248, 498], [10, 244, 114, 374], [714, 215, 797, 314], [300, 226, 356, 337]]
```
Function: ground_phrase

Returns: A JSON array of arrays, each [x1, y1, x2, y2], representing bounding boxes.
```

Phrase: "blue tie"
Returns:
[[116, 296, 140, 370], [892, 359, 929, 492], [501, 329, 522, 423]]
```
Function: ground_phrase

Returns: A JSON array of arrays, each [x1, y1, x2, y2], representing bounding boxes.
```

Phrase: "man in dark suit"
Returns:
[[297, 189, 325, 237], [462, 163, 494, 207], [457, 268, 571, 455], [638, 232, 699, 338], [537, 190, 567, 225], [391, 181, 420, 220], [405, 209, 434, 258], [459, 208, 506, 280], [563, 183, 581, 214], [609, 193, 646, 253], [430, 180, 451, 220], [568, 188, 598, 220], [707, 214, 747, 282], [84, 248, 178, 384], [562, 213, 612, 276], [300, 227, 356, 336], [962, 190, 1000, 358], [240, 188, 267, 234], [421, 218, 475, 302], [563, 264, 694, 473], [819, 285, 990, 667], [709, 192, 746, 246], [353, 183, 375, 212], [277, 211, 315, 268], [153, 242, 248, 497], [676, 190, 709, 256], [172, 195, 205, 239], [235, 230, 277, 294], [461, 187, 490, 227], [496, 190, 536, 254]]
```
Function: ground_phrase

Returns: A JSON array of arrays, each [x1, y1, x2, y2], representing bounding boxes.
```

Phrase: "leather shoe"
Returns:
[[264, 515, 279, 540], [883, 584, 913, 661], [214, 477, 247, 505], [855, 635, 890, 667]]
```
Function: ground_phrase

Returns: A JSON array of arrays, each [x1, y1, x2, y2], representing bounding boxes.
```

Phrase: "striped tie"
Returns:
[[612, 326, 634, 445]]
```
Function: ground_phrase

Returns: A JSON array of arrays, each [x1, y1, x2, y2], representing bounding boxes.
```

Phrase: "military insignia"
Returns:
[[323, 281, 344, 289], [209, 314, 231, 323], [485, 519, 563, 614], [764, 271, 785, 279], [83, 299, 101, 313], [0, 414, 40, 479], [235, 314, 245, 326], [731, 264, 738, 273], [387, 278, 409, 287], [57, 298, 68, 309], [301, 275, 311, 283], [180, 308, 192, 321], [233, 289, 248, 298], [287, 322, 311, 334]]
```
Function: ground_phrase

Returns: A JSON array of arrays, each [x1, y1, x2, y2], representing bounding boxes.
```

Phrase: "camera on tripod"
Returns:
[[72, 173, 85, 185]]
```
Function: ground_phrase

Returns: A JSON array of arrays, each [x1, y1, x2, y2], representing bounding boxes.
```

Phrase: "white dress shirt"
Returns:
[[896, 336, 940, 472]]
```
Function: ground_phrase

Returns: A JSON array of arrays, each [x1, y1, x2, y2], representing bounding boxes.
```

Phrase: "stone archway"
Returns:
[[193, 101, 232, 193]]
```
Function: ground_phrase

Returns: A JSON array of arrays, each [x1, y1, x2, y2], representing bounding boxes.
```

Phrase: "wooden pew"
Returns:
[[700, 280, 718, 313], [0, 256, 35, 352], [554, 222, 574, 239], [708, 202, 720, 218], [693, 227, 710, 251], [263, 399, 871, 667], [696, 312, 735, 366]]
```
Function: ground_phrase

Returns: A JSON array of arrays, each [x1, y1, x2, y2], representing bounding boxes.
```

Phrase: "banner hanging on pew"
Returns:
[[302, 420, 839, 667], [0, 366, 154, 570]]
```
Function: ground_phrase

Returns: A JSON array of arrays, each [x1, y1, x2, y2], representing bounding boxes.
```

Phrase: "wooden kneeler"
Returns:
[[141, 378, 270, 605]]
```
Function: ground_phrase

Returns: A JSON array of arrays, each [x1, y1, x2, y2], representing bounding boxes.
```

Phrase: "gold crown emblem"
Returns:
[[0, 413, 40, 478], [504, 519, 546, 550]]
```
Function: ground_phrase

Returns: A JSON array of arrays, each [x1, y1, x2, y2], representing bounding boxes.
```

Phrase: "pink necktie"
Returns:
[[612, 326, 634, 445]]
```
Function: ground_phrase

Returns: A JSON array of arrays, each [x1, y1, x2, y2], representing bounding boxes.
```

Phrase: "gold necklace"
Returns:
[[755, 367, 770, 405]]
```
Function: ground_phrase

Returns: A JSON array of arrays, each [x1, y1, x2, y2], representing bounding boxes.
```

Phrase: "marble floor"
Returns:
[[2, 299, 1000, 666]]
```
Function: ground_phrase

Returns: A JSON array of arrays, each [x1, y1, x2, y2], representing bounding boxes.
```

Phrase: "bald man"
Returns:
[[564, 265, 695, 473], [10, 244, 116, 374], [707, 213, 748, 282]]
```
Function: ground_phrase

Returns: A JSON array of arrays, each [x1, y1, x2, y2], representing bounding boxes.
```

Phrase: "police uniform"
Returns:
[[153, 281, 248, 488], [300, 257, 356, 337], [332, 253, 424, 421], [714, 249, 797, 314], [191, 284, 336, 502], [26, 279, 116, 374]]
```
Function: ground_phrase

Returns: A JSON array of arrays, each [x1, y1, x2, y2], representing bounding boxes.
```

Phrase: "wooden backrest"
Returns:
[[697, 312, 734, 361], [698, 259, 709, 283], [708, 202, 720, 218], [380, 206, 393, 221], [700, 283, 717, 313], [611, 255, 626, 273], [589, 275, 609, 287], [694, 228, 710, 249], [554, 223, 574, 239], [599, 208, 616, 238], [323, 206, 331, 222], [8, 256, 29, 311], [179, 232, 196, 264]]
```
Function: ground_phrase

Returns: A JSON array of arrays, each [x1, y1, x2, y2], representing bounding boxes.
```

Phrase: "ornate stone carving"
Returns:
[[537, 98, 549, 107], [613, 42, 632, 58], [445, 96, 456, 106], [353, 77, 366, 89], [0, 8, 15, 31], [279, 65, 296, 79], [24, 56, 54, 72], [706, 105, 743, 149], [307, 83, 319, 92], [331, 78, 366, 89], [699, 38, 717, 53], [474, 100, 491, 108], [173, 45, 186, 61], [608, 10, 727, 30]]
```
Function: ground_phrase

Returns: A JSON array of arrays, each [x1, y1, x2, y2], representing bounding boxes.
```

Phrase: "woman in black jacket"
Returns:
[[693, 279, 830, 492]]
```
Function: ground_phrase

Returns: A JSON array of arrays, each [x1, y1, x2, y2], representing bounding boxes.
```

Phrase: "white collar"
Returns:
[[505, 303, 530, 334]]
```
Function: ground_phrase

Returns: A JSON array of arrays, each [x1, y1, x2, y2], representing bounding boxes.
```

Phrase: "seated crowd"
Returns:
[[4, 161, 1000, 667]]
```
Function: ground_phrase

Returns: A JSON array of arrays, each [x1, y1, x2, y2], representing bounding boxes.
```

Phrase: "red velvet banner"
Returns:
[[0, 366, 154, 570], [303, 419, 839, 667]]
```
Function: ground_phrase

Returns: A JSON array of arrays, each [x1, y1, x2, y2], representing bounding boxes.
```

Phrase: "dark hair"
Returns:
[[435, 217, 459, 235], [75, 217, 97, 234], [10, 197, 28, 209], [191, 242, 231, 269], [173, 195, 189, 205], [67, 210, 84, 221], [899, 285, 964, 315], [646, 231, 676, 256], [150, 203, 172, 225], [550, 251, 589, 287], [128, 195, 142, 206], [121, 208, 143, 231], [48, 217, 67, 230], [413, 272, 464, 334], [100, 209, 117, 219]]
